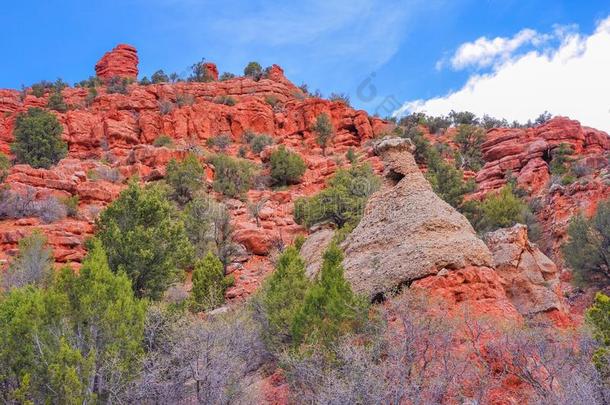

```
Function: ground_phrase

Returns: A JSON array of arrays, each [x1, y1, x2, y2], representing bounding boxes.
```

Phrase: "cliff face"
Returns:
[[474, 117, 610, 260], [0, 45, 390, 300]]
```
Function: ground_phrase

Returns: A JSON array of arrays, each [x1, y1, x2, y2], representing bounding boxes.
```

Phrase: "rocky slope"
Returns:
[[1, 44, 608, 309], [0, 45, 388, 299]]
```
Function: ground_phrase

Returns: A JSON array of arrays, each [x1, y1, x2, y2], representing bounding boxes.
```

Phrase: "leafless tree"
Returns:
[[129, 307, 269, 404]]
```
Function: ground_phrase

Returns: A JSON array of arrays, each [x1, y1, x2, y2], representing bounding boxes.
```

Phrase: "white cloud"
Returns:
[[395, 16, 610, 133], [449, 28, 551, 70]]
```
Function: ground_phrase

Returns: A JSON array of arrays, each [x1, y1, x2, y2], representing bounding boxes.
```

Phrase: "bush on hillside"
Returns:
[[1, 231, 53, 291], [96, 181, 194, 299], [166, 153, 204, 205], [425, 154, 475, 209], [454, 124, 486, 171], [562, 198, 610, 283], [313, 113, 333, 154], [188, 59, 215, 82], [190, 252, 227, 312], [210, 154, 255, 198], [11, 108, 67, 169], [257, 246, 310, 346], [291, 243, 367, 346], [294, 164, 380, 228], [248, 133, 274, 153], [151, 70, 170, 84], [0, 153, 10, 182], [207, 134, 232, 151], [269, 146, 307, 186], [244, 61, 263, 78]]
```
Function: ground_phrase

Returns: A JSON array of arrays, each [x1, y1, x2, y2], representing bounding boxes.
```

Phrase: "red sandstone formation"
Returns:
[[0, 45, 389, 293], [95, 44, 139, 81]]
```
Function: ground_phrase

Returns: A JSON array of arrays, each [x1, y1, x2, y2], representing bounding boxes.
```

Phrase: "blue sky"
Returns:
[[1, 0, 610, 129]]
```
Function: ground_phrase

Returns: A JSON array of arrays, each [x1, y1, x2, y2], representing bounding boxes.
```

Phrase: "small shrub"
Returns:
[[1, 231, 53, 291], [426, 154, 475, 209], [294, 164, 380, 228], [238, 145, 248, 158], [176, 93, 195, 107], [11, 108, 67, 169], [210, 154, 255, 198], [190, 253, 226, 312], [219, 72, 236, 81], [166, 153, 204, 205], [549, 143, 574, 176], [563, 198, 610, 282], [572, 163, 592, 178], [249, 134, 274, 154], [188, 59, 215, 82], [424, 115, 451, 135], [151, 70, 170, 84], [346, 148, 358, 164], [139, 76, 151, 85], [214, 95, 237, 106], [30, 80, 54, 97], [60, 195, 79, 218], [270, 146, 307, 186], [153, 134, 174, 148], [106, 76, 129, 94], [264, 95, 280, 107], [586, 293, 610, 377], [258, 246, 311, 346], [313, 113, 333, 155], [85, 87, 98, 107], [158, 100, 174, 115], [329, 92, 351, 106], [207, 134, 232, 152], [464, 185, 528, 233], [47, 90, 68, 112], [0, 153, 11, 182], [244, 61, 263, 79]]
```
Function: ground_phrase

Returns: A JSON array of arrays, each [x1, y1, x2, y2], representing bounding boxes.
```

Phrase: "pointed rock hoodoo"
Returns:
[[341, 137, 493, 298], [95, 44, 139, 81]]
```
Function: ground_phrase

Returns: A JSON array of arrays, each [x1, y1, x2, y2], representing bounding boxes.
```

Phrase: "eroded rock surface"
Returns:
[[341, 138, 493, 299], [485, 224, 564, 316], [95, 44, 139, 81]]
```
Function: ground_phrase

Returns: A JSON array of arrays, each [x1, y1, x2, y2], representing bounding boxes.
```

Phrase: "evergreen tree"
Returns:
[[294, 164, 380, 228], [586, 292, 610, 378], [313, 113, 333, 155], [11, 108, 67, 169], [0, 241, 146, 403], [291, 243, 366, 346], [269, 146, 307, 186], [563, 198, 610, 282], [96, 180, 194, 299], [190, 252, 226, 312], [260, 246, 310, 345], [210, 154, 255, 198], [166, 153, 204, 205], [454, 124, 486, 171], [425, 155, 475, 209], [244, 61, 263, 78], [47, 90, 68, 113]]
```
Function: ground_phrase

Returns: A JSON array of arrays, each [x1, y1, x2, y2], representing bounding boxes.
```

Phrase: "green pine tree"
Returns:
[[190, 252, 226, 312], [586, 292, 610, 378], [96, 180, 194, 299], [260, 246, 310, 346], [10, 108, 67, 169], [291, 243, 366, 346]]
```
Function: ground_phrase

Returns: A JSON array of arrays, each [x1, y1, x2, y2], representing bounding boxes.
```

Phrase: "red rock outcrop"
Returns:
[[95, 44, 139, 81], [0, 46, 391, 298], [475, 117, 609, 196]]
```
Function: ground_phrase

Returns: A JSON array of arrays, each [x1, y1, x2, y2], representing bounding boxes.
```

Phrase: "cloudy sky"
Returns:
[[1, 1, 609, 131]]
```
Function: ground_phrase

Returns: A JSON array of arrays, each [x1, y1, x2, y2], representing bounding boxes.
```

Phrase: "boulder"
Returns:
[[341, 138, 493, 299], [485, 224, 564, 315]]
